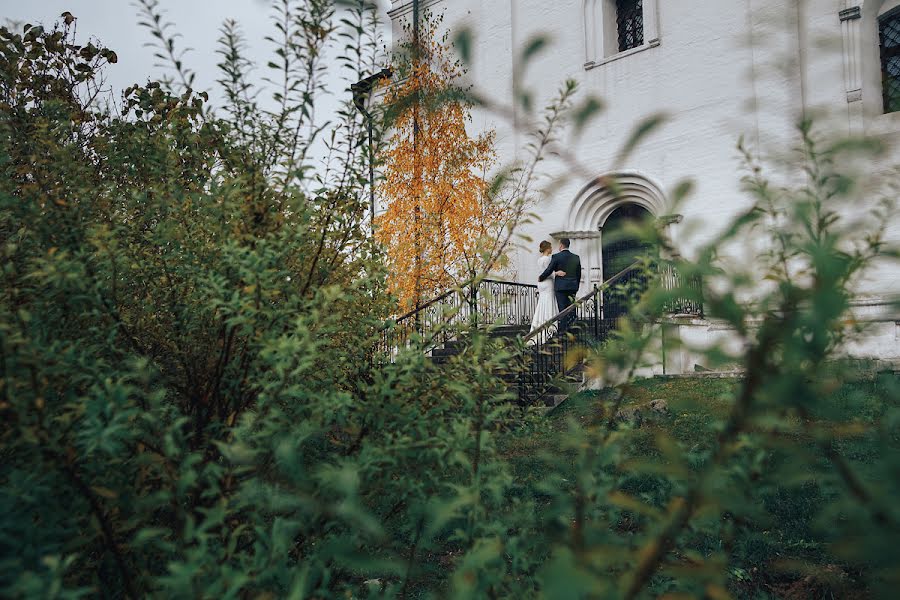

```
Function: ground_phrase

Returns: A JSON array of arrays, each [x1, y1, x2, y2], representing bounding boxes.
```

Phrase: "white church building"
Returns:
[[387, 0, 900, 372]]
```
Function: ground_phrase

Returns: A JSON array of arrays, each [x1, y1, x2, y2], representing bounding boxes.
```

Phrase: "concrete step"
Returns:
[[425, 321, 587, 408], [487, 324, 529, 338], [431, 346, 461, 358], [544, 394, 568, 409]]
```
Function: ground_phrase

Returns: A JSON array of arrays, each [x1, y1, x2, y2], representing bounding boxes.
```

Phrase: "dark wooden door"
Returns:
[[601, 204, 653, 324]]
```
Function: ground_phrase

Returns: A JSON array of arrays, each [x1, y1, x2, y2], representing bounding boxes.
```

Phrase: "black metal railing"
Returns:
[[657, 262, 704, 317], [379, 278, 539, 360], [514, 264, 639, 405], [378, 262, 704, 404], [379, 288, 468, 360], [476, 279, 540, 327]]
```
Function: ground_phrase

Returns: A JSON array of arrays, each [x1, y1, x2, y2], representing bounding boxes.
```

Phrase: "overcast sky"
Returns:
[[0, 0, 391, 117]]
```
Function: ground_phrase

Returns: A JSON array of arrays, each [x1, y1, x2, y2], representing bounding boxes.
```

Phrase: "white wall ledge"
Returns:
[[584, 38, 660, 70], [870, 109, 900, 135]]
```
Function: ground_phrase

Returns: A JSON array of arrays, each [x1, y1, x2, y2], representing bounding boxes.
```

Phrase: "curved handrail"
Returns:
[[481, 278, 538, 290], [522, 262, 641, 344]]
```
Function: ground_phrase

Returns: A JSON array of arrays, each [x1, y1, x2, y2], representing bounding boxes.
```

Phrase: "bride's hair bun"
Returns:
[[539, 240, 551, 253]]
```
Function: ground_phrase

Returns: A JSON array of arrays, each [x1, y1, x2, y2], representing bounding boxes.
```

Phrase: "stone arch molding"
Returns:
[[550, 172, 670, 292], [564, 171, 668, 233]]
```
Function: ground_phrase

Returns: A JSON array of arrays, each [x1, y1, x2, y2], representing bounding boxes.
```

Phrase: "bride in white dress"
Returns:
[[528, 240, 563, 339]]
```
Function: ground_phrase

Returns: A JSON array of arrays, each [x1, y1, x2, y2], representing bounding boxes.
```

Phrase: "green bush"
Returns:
[[0, 9, 541, 597]]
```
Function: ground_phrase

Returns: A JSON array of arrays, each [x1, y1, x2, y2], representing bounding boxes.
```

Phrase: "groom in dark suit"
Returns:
[[538, 238, 582, 332]]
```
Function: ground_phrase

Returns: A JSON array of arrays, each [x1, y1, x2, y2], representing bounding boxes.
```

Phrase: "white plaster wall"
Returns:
[[388, 0, 900, 348], [660, 316, 900, 376]]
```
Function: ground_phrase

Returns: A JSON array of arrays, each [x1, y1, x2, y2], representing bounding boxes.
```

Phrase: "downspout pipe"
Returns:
[[351, 67, 393, 227]]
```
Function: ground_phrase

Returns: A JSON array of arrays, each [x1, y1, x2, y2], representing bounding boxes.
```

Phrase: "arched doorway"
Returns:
[[601, 203, 655, 324], [557, 171, 668, 294]]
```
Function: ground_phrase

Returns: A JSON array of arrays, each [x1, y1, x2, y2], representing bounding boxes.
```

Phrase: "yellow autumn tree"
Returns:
[[376, 14, 503, 312]]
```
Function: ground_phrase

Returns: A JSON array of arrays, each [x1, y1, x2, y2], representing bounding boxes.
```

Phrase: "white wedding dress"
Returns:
[[528, 255, 558, 339]]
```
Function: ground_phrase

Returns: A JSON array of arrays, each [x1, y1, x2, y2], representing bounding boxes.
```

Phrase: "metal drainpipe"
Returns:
[[351, 67, 393, 228], [360, 104, 376, 226]]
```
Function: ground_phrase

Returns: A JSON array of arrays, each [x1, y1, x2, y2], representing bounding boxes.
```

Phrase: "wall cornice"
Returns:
[[549, 231, 602, 240]]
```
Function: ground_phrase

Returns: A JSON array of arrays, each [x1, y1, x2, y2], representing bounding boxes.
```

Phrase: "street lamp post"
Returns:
[[351, 68, 392, 228]]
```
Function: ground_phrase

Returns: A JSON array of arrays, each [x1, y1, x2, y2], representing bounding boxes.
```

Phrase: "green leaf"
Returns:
[[616, 112, 668, 167], [521, 34, 550, 64], [572, 96, 605, 135], [453, 28, 473, 66]]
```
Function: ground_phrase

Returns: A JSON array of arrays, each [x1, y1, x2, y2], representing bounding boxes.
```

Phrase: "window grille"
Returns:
[[880, 8, 900, 113], [616, 0, 644, 52]]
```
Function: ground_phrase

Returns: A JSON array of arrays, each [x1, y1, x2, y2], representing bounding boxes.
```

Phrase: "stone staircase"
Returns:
[[428, 323, 587, 408], [382, 263, 699, 409]]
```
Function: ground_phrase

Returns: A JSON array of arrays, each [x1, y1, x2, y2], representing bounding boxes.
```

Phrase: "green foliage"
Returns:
[[1, 8, 394, 597], [1, 5, 899, 600]]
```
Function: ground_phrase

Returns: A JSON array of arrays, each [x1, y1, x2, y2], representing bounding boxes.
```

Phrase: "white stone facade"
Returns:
[[388, 0, 900, 370]]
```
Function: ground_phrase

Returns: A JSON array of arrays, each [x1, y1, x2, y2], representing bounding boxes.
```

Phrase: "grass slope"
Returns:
[[502, 376, 896, 598]]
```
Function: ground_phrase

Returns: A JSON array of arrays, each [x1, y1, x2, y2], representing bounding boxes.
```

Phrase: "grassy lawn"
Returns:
[[502, 377, 738, 488], [500, 375, 897, 598]]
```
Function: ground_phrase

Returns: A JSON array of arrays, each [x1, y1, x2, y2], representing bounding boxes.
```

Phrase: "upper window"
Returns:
[[616, 0, 644, 52], [583, 0, 658, 67], [880, 7, 900, 113]]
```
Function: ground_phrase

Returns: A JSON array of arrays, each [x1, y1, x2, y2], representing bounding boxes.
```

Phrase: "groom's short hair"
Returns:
[[559, 238, 571, 249]]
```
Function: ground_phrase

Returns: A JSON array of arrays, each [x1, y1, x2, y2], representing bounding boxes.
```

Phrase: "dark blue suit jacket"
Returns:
[[538, 249, 581, 292]]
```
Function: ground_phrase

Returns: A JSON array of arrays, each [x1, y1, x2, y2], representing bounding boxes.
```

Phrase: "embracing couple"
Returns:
[[528, 238, 582, 337]]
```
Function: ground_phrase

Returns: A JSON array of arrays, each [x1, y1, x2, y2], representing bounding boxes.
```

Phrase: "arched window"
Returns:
[[880, 6, 900, 112]]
